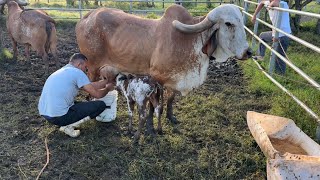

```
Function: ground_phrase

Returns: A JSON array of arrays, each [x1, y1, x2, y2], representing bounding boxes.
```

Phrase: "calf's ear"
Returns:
[[127, 74, 134, 79]]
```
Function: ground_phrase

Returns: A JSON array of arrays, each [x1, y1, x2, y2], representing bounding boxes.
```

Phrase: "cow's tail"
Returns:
[[45, 21, 52, 53]]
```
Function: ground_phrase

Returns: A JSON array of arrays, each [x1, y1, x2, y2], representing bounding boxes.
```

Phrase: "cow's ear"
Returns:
[[202, 24, 219, 57]]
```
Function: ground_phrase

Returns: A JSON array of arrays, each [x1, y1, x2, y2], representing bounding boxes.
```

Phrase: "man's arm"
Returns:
[[269, 0, 279, 7], [252, 0, 267, 24], [90, 79, 109, 89], [82, 83, 115, 99]]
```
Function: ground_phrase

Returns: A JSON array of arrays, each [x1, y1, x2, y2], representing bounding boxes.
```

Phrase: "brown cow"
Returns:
[[76, 4, 252, 124], [3, 1, 59, 74], [0, 0, 27, 15]]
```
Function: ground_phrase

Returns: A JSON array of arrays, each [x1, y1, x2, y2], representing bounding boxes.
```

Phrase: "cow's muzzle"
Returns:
[[238, 48, 253, 60]]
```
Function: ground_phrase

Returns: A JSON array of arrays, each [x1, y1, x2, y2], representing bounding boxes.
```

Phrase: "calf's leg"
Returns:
[[145, 103, 155, 136], [134, 103, 147, 142], [127, 100, 135, 135]]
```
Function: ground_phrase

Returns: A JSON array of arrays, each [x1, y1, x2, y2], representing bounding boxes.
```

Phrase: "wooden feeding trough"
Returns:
[[247, 111, 320, 179]]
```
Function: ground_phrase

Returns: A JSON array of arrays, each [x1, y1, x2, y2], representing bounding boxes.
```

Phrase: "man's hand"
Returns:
[[251, 15, 256, 24], [105, 83, 115, 92], [272, 37, 278, 42]]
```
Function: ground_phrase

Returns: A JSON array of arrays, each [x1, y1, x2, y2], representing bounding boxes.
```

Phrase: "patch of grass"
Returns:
[[55, 19, 78, 28], [303, 1, 320, 13], [145, 12, 160, 19], [0, 48, 14, 60]]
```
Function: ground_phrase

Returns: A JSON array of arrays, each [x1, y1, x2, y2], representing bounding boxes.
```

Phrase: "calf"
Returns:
[[116, 73, 164, 142]]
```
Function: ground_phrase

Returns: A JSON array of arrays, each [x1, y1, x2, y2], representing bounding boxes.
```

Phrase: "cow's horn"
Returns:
[[172, 17, 213, 33], [15, 0, 28, 6], [0, 0, 7, 5]]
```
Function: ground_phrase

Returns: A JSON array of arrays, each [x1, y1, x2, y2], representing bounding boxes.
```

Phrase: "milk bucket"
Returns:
[[95, 90, 118, 122]]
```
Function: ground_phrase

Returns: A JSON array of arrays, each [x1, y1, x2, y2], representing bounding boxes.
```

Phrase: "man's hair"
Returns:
[[69, 53, 87, 63]]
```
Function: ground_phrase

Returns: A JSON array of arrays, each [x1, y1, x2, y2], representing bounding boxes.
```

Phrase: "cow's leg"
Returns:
[[39, 47, 49, 75], [10, 36, 18, 60], [134, 103, 147, 142], [24, 44, 30, 61], [50, 26, 60, 68], [155, 89, 164, 134], [166, 90, 179, 124]]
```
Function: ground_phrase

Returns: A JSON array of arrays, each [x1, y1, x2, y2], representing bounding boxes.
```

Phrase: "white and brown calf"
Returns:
[[116, 74, 164, 142]]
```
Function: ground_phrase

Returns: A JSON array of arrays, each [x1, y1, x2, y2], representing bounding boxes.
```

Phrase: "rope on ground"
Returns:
[[17, 161, 27, 179], [36, 137, 50, 180]]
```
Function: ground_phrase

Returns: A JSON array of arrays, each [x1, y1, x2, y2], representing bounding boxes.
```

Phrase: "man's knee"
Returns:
[[95, 100, 107, 111]]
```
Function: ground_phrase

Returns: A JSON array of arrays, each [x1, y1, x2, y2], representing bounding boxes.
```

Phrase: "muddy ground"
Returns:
[[0, 19, 270, 179]]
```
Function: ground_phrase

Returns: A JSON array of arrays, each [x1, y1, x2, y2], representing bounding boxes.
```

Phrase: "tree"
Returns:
[[289, 0, 313, 32]]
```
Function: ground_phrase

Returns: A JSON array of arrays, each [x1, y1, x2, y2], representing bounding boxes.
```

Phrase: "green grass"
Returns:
[[303, 1, 320, 13], [0, 48, 14, 61]]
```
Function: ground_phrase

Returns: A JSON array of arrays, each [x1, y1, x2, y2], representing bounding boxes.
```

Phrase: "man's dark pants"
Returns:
[[258, 31, 290, 75], [45, 101, 108, 126]]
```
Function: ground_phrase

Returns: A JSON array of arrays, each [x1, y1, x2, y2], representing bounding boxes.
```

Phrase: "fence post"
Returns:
[[78, 0, 82, 19], [251, 0, 262, 49], [130, 0, 132, 13], [268, 2, 284, 75], [243, 1, 249, 24]]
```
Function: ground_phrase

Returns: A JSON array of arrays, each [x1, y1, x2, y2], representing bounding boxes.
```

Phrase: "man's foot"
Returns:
[[252, 56, 264, 61], [59, 126, 80, 137]]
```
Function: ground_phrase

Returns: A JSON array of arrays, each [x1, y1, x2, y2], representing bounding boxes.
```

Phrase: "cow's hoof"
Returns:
[[133, 133, 140, 143], [167, 116, 179, 124], [157, 128, 163, 135], [145, 128, 156, 136], [125, 130, 134, 136]]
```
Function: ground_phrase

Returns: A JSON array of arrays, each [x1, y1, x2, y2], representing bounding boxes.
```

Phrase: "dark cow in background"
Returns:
[[2, 1, 59, 74], [76, 4, 252, 124], [0, 0, 27, 14]]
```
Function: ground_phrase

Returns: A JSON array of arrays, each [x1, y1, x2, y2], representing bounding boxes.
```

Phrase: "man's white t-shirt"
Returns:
[[264, 1, 292, 37], [38, 64, 91, 117]]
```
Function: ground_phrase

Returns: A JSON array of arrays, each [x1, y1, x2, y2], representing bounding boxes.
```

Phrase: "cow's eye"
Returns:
[[225, 22, 234, 27]]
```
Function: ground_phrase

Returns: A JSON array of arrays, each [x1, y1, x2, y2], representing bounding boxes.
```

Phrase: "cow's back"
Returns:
[[76, 8, 159, 80]]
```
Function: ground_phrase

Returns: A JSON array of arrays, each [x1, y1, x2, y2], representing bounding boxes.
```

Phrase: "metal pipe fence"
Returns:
[[240, 1, 320, 138], [26, 0, 232, 19]]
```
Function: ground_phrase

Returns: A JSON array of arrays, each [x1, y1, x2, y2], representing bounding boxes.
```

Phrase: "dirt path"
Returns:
[[0, 20, 269, 179]]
